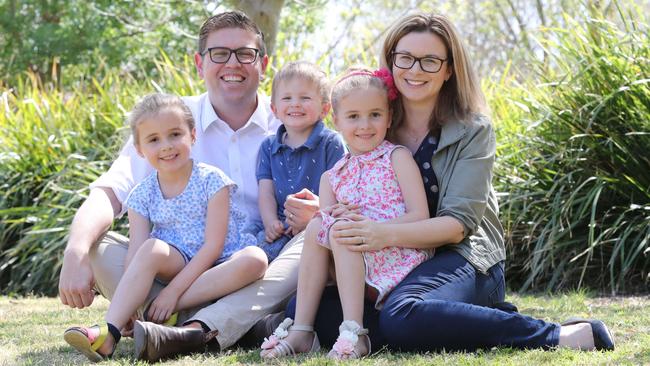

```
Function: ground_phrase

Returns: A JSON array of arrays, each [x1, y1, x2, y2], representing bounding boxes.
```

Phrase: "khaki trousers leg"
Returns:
[[190, 231, 304, 349], [88, 231, 199, 323]]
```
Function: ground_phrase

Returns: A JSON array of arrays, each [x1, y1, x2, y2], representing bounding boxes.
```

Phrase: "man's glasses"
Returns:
[[391, 52, 447, 73], [203, 47, 260, 64]]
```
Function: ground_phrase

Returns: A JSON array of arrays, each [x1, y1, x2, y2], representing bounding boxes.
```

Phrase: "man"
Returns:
[[58, 11, 318, 361]]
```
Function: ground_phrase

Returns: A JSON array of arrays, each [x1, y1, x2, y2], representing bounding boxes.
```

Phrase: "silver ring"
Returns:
[[361, 237, 365, 244]]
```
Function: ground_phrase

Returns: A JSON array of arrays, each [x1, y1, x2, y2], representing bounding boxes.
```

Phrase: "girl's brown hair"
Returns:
[[128, 93, 195, 145]]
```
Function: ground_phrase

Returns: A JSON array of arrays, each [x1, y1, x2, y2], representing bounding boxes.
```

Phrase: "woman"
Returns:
[[284, 12, 614, 352]]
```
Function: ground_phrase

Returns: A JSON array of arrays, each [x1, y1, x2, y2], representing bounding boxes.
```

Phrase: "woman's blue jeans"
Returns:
[[286, 249, 560, 351]]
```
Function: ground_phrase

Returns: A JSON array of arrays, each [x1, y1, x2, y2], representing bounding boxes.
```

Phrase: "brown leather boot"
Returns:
[[133, 320, 219, 362], [238, 311, 286, 347]]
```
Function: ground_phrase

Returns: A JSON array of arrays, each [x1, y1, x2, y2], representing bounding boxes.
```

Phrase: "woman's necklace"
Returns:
[[402, 127, 429, 149]]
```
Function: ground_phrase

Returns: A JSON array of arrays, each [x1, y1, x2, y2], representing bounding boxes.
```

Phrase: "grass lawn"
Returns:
[[0, 293, 648, 365]]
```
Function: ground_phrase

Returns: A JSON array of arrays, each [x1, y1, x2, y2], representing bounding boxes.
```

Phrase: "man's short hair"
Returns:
[[198, 11, 267, 58]]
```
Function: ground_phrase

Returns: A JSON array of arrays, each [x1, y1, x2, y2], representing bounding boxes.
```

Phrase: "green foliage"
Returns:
[[491, 12, 650, 293], [0, 0, 211, 85]]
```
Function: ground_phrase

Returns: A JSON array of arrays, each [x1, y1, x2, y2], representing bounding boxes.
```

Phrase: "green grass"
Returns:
[[1, 294, 648, 365]]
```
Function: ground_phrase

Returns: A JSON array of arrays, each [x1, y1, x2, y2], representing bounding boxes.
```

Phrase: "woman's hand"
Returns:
[[147, 287, 180, 324], [284, 188, 320, 234], [330, 213, 386, 252]]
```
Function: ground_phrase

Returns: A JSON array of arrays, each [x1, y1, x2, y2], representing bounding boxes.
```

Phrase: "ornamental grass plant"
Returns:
[[491, 9, 650, 293]]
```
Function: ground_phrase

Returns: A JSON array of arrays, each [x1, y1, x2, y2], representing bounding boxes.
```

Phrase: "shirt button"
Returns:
[[231, 136, 237, 142]]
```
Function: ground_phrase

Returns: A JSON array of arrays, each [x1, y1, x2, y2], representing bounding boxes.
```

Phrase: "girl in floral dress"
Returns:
[[260, 68, 430, 360]]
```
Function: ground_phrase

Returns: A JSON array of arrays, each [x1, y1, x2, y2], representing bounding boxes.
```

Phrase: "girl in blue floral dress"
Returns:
[[64, 93, 268, 361]]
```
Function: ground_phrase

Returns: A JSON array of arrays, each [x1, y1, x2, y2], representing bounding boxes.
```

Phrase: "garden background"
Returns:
[[0, 0, 649, 364]]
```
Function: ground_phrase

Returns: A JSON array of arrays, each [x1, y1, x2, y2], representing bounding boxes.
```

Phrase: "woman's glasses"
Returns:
[[391, 52, 447, 73]]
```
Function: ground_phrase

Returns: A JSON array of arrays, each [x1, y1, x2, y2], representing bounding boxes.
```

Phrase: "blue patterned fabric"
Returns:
[[413, 133, 440, 218], [253, 121, 345, 261], [245, 220, 291, 262], [256, 121, 345, 221], [125, 161, 257, 262]]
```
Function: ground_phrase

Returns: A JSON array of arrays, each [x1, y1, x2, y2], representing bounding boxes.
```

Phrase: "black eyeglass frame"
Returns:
[[391, 52, 448, 73], [202, 47, 261, 64]]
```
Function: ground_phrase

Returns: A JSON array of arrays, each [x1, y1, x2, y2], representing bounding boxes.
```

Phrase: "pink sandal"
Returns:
[[327, 320, 372, 360]]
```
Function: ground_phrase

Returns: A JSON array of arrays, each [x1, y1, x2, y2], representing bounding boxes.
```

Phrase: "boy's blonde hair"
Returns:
[[128, 93, 195, 144], [330, 67, 389, 114], [271, 61, 330, 104]]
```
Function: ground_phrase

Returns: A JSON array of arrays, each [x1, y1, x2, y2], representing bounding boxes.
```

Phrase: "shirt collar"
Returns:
[[437, 117, 467, 152], [200, 93, 274, 133], [332, 140, 393, 173], [270, 120, 326, 154]]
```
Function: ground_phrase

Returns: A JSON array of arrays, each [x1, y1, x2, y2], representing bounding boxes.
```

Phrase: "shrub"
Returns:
[[492, 12, 650, 293]]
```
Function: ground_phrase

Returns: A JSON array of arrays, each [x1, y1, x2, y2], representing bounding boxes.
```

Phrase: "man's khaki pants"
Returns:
[[89, 230, 303, 349]]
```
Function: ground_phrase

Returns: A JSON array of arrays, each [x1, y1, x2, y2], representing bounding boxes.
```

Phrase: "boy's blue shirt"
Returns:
[[256, 121, 345, 221]]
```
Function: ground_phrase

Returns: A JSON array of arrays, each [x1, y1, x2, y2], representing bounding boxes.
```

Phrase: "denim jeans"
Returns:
[[286, 249, 560, 351]]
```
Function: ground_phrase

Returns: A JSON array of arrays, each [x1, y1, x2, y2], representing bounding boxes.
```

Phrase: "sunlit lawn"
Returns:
[[1, 293, 648, 365]]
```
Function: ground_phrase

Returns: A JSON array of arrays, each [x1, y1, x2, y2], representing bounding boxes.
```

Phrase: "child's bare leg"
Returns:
[[175, 246, 268, 310], [261, 218, 329, 357], [330, 230, 369, 356], [330, 238, 365, 324], [99, 239, 185, 354]]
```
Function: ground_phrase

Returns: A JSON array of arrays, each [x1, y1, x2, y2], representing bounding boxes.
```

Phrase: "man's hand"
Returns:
[[284, 188, 319, 234], [59, 187, 118, 308], [58, 248, 96, 308]]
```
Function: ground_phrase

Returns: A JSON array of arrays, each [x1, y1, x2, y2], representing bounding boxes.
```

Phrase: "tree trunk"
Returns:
[[229, 0, 286, 55]]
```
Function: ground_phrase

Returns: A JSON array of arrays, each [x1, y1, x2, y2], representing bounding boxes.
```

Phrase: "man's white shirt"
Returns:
[[90, 92, 281, 222]]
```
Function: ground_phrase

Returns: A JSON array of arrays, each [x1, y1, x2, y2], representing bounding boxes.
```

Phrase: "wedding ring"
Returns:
[[361, 237, 365, 244]]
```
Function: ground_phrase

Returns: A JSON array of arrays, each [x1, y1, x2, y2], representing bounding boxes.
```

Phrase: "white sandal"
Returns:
[[327, 320, 371, 360], [259, 318, 321, 359]]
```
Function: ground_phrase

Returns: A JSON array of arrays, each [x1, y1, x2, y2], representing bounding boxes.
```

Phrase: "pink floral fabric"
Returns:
[[317, 140, 432, 308]]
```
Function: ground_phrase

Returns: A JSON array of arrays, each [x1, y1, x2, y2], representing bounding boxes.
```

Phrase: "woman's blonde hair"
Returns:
[[380, 12, 487, 136], [128, 93, 195, 145]]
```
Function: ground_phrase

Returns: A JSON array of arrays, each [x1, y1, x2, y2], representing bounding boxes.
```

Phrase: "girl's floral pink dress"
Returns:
[[317, 140, 432, 308]]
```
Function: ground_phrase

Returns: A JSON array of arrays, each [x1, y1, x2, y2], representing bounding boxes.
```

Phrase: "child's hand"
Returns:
[[120, 315, 138, 337], [323, 202, 361, 218], [147, 288, 179, 324], [265, 220, 285, 242]]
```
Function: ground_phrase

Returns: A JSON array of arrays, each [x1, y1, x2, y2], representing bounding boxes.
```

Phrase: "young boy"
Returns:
[[254, 61, 345, 262]]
